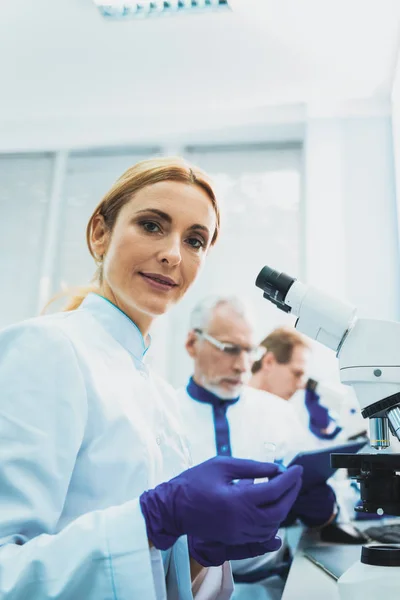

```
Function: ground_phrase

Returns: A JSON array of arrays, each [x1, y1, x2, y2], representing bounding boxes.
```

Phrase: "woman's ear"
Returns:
[[90, 214, 109, 260]]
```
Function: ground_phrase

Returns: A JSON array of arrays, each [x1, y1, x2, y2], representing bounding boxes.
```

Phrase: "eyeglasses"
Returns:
[[194, 329, 266, 362]]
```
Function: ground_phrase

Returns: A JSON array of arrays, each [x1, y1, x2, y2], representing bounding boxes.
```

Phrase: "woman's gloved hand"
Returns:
[[139, 456, 303, 550], [287, 482, 336, 527], [188, 536, 282, 567]]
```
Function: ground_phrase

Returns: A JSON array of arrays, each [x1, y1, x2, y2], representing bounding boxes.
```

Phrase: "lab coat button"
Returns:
[[156, 436, 161, 446]]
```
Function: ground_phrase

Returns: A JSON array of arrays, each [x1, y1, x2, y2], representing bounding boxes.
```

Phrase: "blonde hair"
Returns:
[[62, 156, 220, 311]]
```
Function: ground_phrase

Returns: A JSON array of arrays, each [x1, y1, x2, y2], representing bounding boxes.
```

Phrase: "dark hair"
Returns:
[[251, 327, 310, 374]]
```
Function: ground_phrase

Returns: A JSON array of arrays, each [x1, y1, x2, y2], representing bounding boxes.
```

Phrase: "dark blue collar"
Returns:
[[186, 377, 240, 408]]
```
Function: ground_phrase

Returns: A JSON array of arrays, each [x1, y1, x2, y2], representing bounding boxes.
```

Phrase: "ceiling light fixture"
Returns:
[[94, 0, 230, 19]]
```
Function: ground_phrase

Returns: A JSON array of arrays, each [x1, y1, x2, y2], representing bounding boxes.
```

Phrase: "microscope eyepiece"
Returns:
[[255, 266, 296, 313]]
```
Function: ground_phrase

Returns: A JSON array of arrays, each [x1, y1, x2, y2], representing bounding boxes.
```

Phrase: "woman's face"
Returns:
[[92, 180, 217, 333]]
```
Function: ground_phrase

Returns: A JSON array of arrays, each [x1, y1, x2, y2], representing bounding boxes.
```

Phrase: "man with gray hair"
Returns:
[[177, 296, 337, 599], [179, 295, 315, 464]]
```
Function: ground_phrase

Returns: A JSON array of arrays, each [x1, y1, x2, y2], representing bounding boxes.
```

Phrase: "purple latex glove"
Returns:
[[289, 482, 336, 527], [140, 456, 303, 550], [188, 536, 282, 567], [305, 387, 330, 430]]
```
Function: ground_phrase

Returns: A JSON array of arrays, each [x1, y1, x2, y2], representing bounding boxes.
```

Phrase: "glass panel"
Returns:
[[0, 154, 53, 327], [55, 150, 160, 294]]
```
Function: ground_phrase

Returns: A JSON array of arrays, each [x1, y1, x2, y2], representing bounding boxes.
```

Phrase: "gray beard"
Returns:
[[198, 377, 242, 400]]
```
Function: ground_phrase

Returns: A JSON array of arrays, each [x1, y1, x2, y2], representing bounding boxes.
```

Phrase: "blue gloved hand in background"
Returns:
[[305, 379, 330, 430], [140, 456, 303, 551], [305, 379, 341, 440]]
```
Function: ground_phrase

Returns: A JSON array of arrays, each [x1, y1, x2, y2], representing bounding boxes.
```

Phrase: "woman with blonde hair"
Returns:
[[0, 157, 302, 599]]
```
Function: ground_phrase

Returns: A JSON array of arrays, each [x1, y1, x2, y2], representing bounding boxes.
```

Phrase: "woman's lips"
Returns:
[[140, 273, 177, 292]]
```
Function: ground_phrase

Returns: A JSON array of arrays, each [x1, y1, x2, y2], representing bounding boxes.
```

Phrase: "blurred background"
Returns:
[[1, 0, 400, 390]]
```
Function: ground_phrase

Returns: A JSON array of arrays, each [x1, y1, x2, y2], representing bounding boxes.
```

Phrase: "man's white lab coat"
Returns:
[[177, 384, 316, 467], [177, 382, 321, 597]]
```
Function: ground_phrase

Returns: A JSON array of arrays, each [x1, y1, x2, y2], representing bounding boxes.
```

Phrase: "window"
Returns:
[[54, 149, 160, 294], [0, 154, 53, 327]]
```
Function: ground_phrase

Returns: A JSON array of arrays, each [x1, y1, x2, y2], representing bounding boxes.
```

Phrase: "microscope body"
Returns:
[[338, 319, 400, 443], [316, 321, 400, 599], [255, 265, 400, 597], [256, 266, 400, 515]]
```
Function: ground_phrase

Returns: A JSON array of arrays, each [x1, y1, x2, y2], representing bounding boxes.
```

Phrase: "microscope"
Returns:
[[255, 265, 400, 517], [255, 266, 400, 596]]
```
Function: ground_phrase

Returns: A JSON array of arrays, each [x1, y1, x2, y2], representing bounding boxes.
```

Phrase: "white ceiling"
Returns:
[[1, 0, 400, 148]]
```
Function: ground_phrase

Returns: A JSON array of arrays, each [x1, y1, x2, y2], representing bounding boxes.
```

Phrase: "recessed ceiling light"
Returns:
[[94, 0, 231, 19]]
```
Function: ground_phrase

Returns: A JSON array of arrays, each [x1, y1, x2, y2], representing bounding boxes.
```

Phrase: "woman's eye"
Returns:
[[141, 221, 161, 233], [187, 237, 205, 250]]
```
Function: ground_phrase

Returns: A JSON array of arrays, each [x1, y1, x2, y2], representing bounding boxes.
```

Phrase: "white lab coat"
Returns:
[[0, 293, 233, 600], [177, 385, 317, 467], [177, 384, 321, 599]]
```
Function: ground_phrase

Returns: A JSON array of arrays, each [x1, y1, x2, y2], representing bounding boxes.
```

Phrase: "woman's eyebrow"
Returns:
[[188, 224, 210, 236], [136, 208, 171, 222], [136, 208, 210, 236]]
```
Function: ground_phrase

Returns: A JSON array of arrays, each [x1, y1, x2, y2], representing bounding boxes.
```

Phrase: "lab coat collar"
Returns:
[[80, 293, 150, 360], [186, 377, 240, 408]]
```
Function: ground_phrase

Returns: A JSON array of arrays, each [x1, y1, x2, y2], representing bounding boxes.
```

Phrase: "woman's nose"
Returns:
[[159, 235, 182, 265]]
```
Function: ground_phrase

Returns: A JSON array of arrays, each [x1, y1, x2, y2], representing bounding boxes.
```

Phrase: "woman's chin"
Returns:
[[139, 299, 174, 318]]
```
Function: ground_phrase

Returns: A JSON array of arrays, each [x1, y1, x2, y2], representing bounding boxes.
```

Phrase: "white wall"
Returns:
[[304, 112, 400, 319], [342, 117, 399, 319], [303, 109, 400, 382], [390, 49, 400, 261], [0, 105, 305, 153]]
